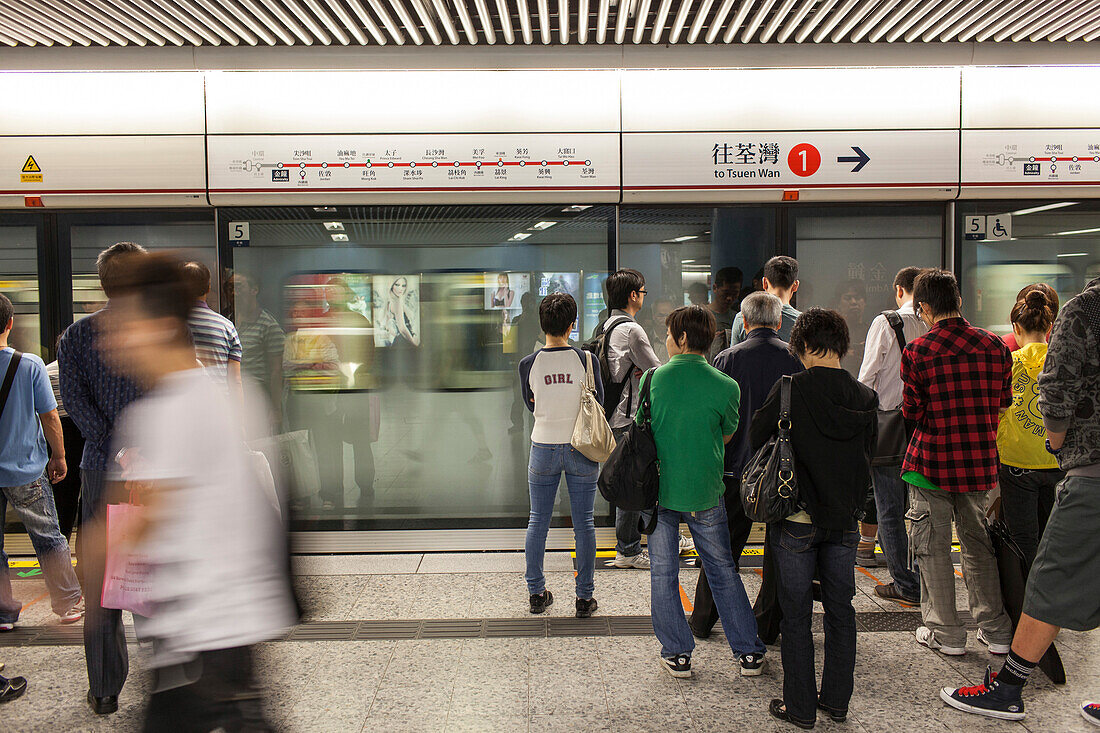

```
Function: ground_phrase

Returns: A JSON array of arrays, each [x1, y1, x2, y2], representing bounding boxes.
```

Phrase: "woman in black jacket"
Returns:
[[750, 308, 878, 730]]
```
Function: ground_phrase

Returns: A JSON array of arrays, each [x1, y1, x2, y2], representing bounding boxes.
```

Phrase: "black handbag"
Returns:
[[872, 310, 913, 467], [598, 368, 660, 532], [740, 375, 799, 523]]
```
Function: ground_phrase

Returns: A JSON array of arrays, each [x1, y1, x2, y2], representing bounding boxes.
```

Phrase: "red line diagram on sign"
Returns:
[[267, 158, 595, 169]]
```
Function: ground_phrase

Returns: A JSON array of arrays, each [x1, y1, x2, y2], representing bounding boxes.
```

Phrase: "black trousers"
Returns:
[[689, 477, 782, 643], [82, 469, 128, 699], [144, 646, 272, 733], [53, 416, 84, 541]]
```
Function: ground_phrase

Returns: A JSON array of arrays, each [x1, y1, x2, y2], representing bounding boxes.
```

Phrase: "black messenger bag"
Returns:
[[740, 375, 799, 524], [598, 368, 659, 533], [872, 310, 913, 467]]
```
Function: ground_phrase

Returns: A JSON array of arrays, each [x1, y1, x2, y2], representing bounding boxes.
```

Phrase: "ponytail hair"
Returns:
[[1010, 287, 1056, 335]]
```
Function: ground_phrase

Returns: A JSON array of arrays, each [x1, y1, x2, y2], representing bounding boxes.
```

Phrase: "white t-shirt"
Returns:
[[114, 368, 296, 656], [519, 346, 604, 444]]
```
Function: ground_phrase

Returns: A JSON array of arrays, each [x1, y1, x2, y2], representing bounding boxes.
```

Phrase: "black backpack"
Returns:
[[582, 316, 635, 420], [598, 368, 660, 533]]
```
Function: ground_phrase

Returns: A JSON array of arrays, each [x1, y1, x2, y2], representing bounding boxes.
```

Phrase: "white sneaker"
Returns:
[[612, 550, 651, 569], [916, 626, 966, 656], [977, 628, 1011, 655], [678, 533, 695, 555], [58, 597, 84, 624], [0, 623, 13, 632]]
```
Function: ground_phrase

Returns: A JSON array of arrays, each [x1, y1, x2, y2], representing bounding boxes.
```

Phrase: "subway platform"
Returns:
[[1, 551, 1097, 732]]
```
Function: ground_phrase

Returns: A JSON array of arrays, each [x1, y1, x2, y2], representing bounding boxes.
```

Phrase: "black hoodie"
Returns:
[[750, 366, 879, 531]]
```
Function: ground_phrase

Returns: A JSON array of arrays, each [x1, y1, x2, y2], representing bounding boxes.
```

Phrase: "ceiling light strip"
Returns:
[[758, 0, 797, 41], [829, 0, 880, 40], [386, 0, 424, 44], [366, 0, 405, 43], [794, 0, 838, 41], [257, 0, 315, 43], [516, 0, 535, 42], [685, 0, 713, 41], [428, 0, 461, 42], [450, 0, 479, 43], [667, 0, 693, 42], [942, 0, 1010, 42], [811, 0, 860, 42], [471, 0, 498, 42], [913, 0, 981, 40], [975, 0, 1043, 40], [632, 0, 652, 42], [172, 0, 245, 44], [212, 0, 280, 43], [578, 0, 589, 41], [0, 0, 81, 44], [494, 0, 515, 42], [317, 0, 369, 43], [409, 0, 443, 43], [721, 0, 760, 43], [995, 0, 1075, 41]]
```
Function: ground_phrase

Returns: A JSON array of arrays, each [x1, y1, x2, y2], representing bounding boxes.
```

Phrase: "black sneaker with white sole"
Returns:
[[575, 598, 598, 618], [660, 654, 692, 679], [739, 652, 766, 676], [529, 590, 554, 614], [940, 668, 1025, 721]]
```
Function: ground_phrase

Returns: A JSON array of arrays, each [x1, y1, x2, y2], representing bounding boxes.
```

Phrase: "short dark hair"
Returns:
[[763, 256, 798, 290], [116, 253, 194, 344], [789, 307, 850, 359], [97, 241, 147, 298], [0, 293, 13, 332], [913, 268, 961, 318], [181, 261, 212, 301], [539, 292, 577, 337], [714, 267, 743, 289], [894, 266, 922, 294], [605, 269, 645, 310], [665, 305, 716, 352]]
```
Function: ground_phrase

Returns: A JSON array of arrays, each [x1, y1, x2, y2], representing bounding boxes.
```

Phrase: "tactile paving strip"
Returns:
[[0, 611, 942, 646]]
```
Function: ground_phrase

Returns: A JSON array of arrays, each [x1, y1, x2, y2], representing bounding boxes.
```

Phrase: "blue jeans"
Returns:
[[872, 465, 920, 599], [649, 503, 765, 659], [772, 520, 859, 726], [525, 443, 597, 600], [0, 472, 82, 623]]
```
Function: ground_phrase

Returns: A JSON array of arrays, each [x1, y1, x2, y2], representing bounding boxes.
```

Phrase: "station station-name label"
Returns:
[[208, 134, 619, 192], [622, 130, 958, 195]]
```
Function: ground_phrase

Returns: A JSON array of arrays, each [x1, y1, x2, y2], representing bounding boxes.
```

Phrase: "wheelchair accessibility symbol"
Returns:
[[986, 214, 1012, 240]]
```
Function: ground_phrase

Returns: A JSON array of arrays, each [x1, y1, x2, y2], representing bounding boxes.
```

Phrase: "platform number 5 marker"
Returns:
[[229, 221, 250, 246]]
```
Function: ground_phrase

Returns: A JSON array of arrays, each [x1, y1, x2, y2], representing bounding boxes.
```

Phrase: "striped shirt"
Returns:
[[45, 359, 67, 418], [188, 302, 242, 384], [236, 310, 284, 390]]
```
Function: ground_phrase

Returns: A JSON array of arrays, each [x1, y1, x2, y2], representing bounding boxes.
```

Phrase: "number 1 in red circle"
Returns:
[[788, 143, 821, 177]]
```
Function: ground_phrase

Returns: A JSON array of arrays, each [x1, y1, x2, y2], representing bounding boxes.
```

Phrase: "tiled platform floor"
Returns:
[[1, 552, 1097, 732]]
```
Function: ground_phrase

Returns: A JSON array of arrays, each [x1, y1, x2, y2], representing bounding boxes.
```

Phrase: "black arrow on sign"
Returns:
[[837, 146, 870, 172]]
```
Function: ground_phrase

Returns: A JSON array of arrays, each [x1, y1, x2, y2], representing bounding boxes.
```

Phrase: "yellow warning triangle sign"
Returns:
[[22, 155, 40, 173]]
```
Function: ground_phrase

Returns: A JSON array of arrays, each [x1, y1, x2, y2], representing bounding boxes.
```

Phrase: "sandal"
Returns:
[[769, 699, 815, 729], [0, 675, 28, 704]]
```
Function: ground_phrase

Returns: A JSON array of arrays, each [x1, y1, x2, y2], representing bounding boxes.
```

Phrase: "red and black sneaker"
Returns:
[[1082, 701, 1100, 728], [941, 668, 1025, 721]]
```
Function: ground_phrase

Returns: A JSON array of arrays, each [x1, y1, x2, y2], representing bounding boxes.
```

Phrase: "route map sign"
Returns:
[[962, 130, 1100, 191], [208, 134, 618, 203], [622, 130, 958, 202]]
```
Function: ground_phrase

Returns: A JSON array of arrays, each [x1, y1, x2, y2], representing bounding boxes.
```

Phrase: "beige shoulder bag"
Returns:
[[571, 351, 617, 462]]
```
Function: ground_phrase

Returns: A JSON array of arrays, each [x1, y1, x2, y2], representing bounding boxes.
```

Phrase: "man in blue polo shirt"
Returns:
[[0, 294, 83, 633]]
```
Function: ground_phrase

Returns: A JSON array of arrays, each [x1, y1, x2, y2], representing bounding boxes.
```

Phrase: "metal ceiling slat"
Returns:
[[451, 0, 479, 43], [810, 0, 859, 42], [538, 0, 554, 42], [720, 0, 759, 43], [279, 0, 333, 43], [883, 0, 945, 42], [47, 0, 147, 44], [1080, 16, 1100, 38], [115, 0, 205, 44], [704, 0, 736, 42], [0, 27, 21, 44], [428, 0, 461, 42], [942, 0, 1010, 42], [472, 0, 498, 42], [256, 0, 315, 42], [0, 17, 49, 44], [793, 0, 837, 41], [911, 0, 978, 40], [191, 0, 261, 43], [170, 0, 245, 44], [649, 0, 671, 41], [80, 0, 167, 43], [775, 0, 815, 41], [632, 0, 652, 42], [559, 0, 569, 42], [318, 0, 369, 43], [1014, 0, 1093, 41], [16, 0, 109, 45], [758, 0, 796, 41], [494, 0, 515, 42], [613, 0, 632, 42], [577, 0, 589, 41], [595, 0, 610, 41], [517, 0, 535, 42], [1048, 2, 1100, 40], [741, 0, 777, 42], [851, 0, 903, 41], [365, 0, 405, 43], [386, 0, 425, 44], [212, 0, 280, 43], [995, 0, 1076, 41], [975, 0, 1044, 41], [668, 0, 694, 42], [830, 0, 880, 41], [410, 0, 443, 43], [0, 0, 81, 44]]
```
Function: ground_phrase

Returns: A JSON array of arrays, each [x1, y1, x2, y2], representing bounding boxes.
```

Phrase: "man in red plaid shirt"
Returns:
[[901, 269, 1014, 657]]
